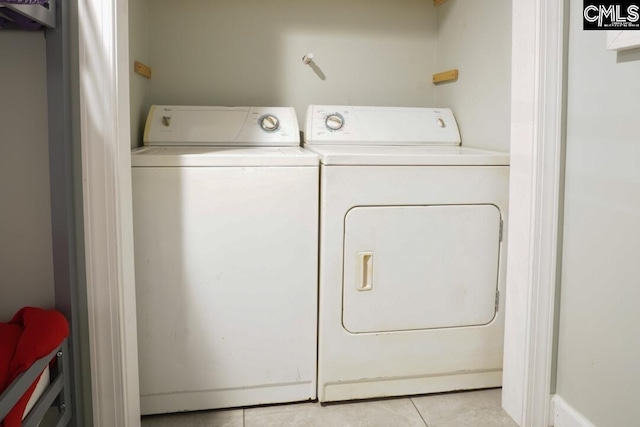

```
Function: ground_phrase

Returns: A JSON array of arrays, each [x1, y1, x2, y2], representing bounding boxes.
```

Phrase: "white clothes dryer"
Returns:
[[304, 105, 510, 403], [132, 106, 318, 414]]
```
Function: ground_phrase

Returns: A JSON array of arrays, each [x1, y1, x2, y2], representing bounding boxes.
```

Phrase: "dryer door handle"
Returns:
[[357, 252, 374, 291]]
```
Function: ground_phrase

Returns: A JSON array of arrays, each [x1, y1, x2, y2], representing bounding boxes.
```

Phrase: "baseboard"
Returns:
[[551, 395, 597, 427]]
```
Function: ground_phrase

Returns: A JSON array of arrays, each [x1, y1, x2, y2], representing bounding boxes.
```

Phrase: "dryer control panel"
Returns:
[[144, 105, 301, 146], [304, 105, 461, 146]]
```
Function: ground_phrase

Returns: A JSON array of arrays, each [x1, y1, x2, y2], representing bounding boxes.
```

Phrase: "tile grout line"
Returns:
[[410, 398, 430, 427]]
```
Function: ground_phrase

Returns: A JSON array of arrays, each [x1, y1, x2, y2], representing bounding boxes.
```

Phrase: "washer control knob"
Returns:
[[162, 116, 171, 127], [259, 115, 280, 133], [436, 118, 446, 128], [325, 113, 345, 131]]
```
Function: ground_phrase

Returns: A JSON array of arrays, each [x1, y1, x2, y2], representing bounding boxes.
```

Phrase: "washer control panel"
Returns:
[[144, 105, 300, 146], [325, 113, 345, 131], [304, 105, 461, 146], [259, 114, 280, 133]]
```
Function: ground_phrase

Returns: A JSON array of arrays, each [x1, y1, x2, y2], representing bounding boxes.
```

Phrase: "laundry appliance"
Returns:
[[304, 105, 509, 402], [132, 105, 319, 414]]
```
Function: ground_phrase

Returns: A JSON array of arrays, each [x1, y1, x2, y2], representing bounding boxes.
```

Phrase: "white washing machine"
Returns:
[[132, 105, 319, 414], [304, 105, 510, 402]]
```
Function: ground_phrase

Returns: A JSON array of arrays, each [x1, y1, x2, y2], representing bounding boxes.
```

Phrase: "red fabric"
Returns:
[[0, 307, 69, 427], [0, 324, 22, 393]]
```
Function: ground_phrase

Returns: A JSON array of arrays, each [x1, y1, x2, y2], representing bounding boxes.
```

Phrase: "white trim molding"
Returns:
[[78, 0, 141, 425], [503, 0, 565, 425], [606, 30, 640, 51], [551, 395, 598, 427]]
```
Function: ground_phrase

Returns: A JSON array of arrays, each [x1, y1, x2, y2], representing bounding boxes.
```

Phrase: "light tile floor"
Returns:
[[141, 388, 517, 427]]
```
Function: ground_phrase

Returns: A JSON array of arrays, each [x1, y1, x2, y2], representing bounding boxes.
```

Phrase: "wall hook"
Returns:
[[302, 52, 326, 80], [302, 53, 315, 65]]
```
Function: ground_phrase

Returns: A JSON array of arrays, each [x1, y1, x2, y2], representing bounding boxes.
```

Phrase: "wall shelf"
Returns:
[[433, 69, 459, 84], [134, 61, 152, 79], [0, 0, 56, 29]]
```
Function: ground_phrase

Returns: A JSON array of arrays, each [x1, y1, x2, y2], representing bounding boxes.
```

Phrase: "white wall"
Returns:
[[0, 31, 55, 319], [554, 1, 640, 426], [435, 0, 512, 152], [142, 0, 438, 128], [129, 0, 150, 148]]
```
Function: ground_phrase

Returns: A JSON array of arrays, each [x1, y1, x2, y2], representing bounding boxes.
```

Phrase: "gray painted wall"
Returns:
[[129, 1, 511, 153], [129, 0, 438, 135], [555, 1, 640, 425], [0, 31, 55, 320], [435, 0, 512, 152], [129, 0, 150, 148]]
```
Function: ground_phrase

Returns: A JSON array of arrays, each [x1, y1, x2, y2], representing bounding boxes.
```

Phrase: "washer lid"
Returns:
[[304, 145, 509, 166], [131, 146, 318, 167], [144, 105, 300, 146]]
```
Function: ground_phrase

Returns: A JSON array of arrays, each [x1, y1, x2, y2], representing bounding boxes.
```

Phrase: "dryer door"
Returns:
[[342, 204, 501, 334]]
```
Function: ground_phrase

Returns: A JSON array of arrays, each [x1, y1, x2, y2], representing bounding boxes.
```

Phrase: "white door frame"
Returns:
[[78, 0, 141, 425], [502, 0, 565, 426], [77, 0, 566, 425]]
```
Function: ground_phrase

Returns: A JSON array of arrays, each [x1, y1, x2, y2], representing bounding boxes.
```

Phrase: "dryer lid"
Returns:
[[304, 105, 461, 146], [304, 145, 509, 166], [143, 105, 301, 147]]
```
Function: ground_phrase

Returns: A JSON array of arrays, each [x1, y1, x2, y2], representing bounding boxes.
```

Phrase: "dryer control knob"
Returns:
[[259, 115, 280, 133], [325, 113, 344, 131]]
